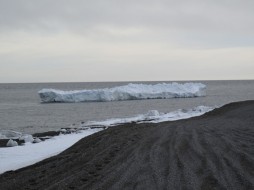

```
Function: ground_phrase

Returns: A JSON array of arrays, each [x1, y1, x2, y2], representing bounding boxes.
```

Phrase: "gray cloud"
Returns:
[[0, 0, 253, 49], [1, 1, 254, 32], [0, 0, 253, 82]]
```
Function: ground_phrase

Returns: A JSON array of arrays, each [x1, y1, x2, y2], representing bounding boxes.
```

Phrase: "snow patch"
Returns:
[[0, 128, 102, 174], [82, 106, 214, 127]]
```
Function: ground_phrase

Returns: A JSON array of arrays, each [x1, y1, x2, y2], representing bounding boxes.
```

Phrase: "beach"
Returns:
[[1, 0, 254, 189], [0, 100, 253, 189]]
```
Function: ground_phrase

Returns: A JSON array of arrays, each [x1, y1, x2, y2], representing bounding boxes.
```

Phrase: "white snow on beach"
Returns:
[[83, 106, 214, 127], [0, 129, 102, 174], [38, 82, 206, 103], [0, 105, 214, 174]]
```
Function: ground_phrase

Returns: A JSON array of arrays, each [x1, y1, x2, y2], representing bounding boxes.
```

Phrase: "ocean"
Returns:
[[0, 80, 253, 134]]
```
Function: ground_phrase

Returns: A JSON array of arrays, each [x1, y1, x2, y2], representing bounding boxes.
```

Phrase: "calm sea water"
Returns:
[[0, 80, 253, 134]]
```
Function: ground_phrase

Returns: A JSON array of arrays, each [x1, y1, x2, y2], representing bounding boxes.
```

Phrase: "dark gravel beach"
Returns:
[[0, 100, 254, 190]]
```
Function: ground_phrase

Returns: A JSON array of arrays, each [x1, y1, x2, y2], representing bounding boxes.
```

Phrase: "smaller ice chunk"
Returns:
[[69, 129, 76, 133], [0, 130, 35, 144], [59, 129, 67, 133], [33, 138, 42, 143], [6, 139, 18, 147], [19, 135, 34, 143], [146, 110, 160, 117]]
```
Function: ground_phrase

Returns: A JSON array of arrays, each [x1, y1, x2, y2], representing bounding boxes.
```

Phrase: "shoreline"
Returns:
[[0, 126, 107, 148], [0, 105, 213, 148], [0, 100, 254, 189]]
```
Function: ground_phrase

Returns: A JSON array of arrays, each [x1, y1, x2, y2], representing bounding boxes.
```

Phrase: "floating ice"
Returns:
[[38, 82, 206, 103], [0, 130, 34, 143]]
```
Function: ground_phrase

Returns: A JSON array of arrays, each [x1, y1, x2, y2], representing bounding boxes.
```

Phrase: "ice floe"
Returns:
[[38, 82, 206, 103]]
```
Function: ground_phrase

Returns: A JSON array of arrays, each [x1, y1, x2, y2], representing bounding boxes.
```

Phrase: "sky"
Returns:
[[0, 0, 253, 83]]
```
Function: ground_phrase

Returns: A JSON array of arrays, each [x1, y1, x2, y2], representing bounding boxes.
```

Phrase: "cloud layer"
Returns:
[[0, 0, 253, 82]]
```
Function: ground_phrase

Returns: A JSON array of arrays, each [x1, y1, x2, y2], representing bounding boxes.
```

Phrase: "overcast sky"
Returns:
[[0, 0, 253, 83]]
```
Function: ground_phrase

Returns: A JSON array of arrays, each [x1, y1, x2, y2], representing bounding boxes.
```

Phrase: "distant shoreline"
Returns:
[[0, 79, 254, 85]]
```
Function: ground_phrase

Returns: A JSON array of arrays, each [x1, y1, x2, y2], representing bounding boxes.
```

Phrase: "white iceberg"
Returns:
[[38, 82, 206, 103]]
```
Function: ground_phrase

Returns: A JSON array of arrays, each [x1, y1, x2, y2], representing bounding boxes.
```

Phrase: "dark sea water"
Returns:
[[0, 80, 253, 134]]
